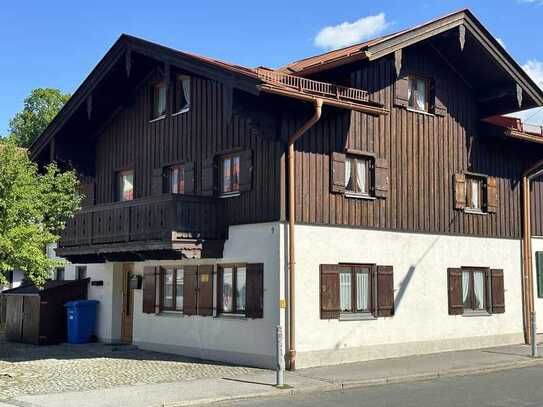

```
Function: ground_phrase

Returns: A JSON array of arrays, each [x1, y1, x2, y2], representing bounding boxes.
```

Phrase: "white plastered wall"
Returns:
[[294, 224, 525, 368], [131, 222, 283, 368], [531, 237, 543, 332]]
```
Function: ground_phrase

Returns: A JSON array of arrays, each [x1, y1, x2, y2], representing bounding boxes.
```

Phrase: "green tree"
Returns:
[[7, 88, 70, 148], [0, 142, 81, 286]]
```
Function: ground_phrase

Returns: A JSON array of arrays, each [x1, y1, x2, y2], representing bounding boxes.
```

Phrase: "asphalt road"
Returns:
[[221, 366, 543, 407]]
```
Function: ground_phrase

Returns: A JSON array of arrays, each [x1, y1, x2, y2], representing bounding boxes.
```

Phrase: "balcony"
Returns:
[[57, 194, 226, 263]]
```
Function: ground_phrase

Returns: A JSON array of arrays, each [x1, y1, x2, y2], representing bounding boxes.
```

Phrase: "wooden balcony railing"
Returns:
[[59, 194, 226, 248], [256, 69, 369, 103]]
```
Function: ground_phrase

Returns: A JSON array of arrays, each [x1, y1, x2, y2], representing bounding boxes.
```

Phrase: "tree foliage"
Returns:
[[0, 142, 81, 286], [7, 88, 70, 148]]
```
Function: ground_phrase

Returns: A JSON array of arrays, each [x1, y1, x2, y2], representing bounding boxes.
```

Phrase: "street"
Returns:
[[222, 366, 543, 407]]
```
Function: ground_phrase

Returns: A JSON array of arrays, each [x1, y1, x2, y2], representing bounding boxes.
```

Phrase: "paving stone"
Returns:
[[0, 335, 262, 401]]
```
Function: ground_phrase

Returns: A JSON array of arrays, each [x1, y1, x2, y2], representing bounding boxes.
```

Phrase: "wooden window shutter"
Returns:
[[447, 268, 463, 315], [201, 157, 215, 197], [374, 158, 389, 199], [246, 263, 264, 318], [537, 252, 543, 298], [394, 76, 409, 108], [197, 265, 213, 316], [376, 265, 394, 317], [239, 149, 253, 193], [184, 162, 195, 195], [453, 173, 466, 210], [151, 168, 164, 196], [486, 176, 498, 213], [430, 79, 447, 116], [142, 267, 157, 314], [183, 266, 198, 316], [320, 265, 340, 319], [330, 152, 346, 194], [490, 269, 505, 314]]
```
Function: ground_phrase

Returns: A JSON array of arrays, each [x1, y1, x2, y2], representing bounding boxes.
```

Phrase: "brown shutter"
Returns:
[[142, 267, 157, 314], [330, 152, 346, 194], [239, 150, 253, 193], [374, 158, 389, 199], [201, 157, 215, 196], [431, 79, 447, 116], [486, 176, 498, 213], [183, 266, 198, 316], [197, 265, 213, 316], [394, 76, 409, 108], [376, 265, 394, 317], [491, 269, 505, 314], [246, 263, 264, 318], [320, 265, 340, 319], [184, 162, 195, 195], [151, 168, 164, 196], [448, 268, 463, 315], [454, 173, 466, 210]]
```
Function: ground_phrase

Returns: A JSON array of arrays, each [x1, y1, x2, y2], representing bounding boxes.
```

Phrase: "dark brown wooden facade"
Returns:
[[286, 44, 543, 238]]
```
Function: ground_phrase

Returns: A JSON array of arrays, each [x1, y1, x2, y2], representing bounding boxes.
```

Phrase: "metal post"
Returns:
[[276, 325, 285, 387], [532, 311, 538, 358]]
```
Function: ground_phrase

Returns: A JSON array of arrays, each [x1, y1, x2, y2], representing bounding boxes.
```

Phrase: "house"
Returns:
[[29, 9, 543, 369], [0, 270, 24, 292]]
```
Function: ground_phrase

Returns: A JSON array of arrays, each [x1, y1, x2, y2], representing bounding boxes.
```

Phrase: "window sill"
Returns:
[[215, 313, 248, 320], [339, 312, 376, 321], [462, 310, 491, 317], [149, 115, 166, 123], [345, 192, 376, 201], [407, 108, 436, 117], [219, 192, 241, 199], [172, 107, 190, 117], [463, 209, 487, 216], [157, 310, 184, 317]]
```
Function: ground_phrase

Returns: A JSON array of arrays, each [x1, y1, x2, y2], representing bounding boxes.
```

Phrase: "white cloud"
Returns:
[[518, 0, 543, 4], [314, 13, 391, 50], [496, 38, 506, 49], [509, 59, 543, 125]]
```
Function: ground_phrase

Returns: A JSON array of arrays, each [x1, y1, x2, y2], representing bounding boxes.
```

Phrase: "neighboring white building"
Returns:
[[0, 270, 24, 292]]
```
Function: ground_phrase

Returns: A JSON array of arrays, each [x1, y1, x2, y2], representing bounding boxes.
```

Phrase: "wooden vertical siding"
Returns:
[[287, 44, 543, 239], [94, 73, 282, 226]]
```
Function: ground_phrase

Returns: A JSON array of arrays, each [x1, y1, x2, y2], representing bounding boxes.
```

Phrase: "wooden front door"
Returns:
[[120, 263, 134, 344]]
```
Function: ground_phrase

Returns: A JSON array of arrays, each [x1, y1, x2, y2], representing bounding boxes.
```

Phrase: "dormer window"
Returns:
[[151, 81, 167, 120], [174, 76, 191, 114], [408, 76, 429, 112]]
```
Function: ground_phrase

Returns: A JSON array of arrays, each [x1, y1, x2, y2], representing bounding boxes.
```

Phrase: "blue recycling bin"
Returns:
[[64, 300, 99, 344]]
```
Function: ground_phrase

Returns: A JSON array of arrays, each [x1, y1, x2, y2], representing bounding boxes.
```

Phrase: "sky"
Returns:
[[1, 0, 543, 134]]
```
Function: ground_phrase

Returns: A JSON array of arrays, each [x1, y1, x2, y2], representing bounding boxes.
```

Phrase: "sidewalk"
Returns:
[[4, 343, 543, 407]]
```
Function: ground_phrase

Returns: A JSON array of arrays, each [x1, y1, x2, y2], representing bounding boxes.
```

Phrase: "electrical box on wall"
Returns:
[[129, 275, 142, 289], [91, 280, 104, 286]]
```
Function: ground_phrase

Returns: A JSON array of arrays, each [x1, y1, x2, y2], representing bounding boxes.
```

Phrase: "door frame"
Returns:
[[120, 263, 134, 344]]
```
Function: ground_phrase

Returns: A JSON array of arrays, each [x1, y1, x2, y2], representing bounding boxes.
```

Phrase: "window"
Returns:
[[219, 265, 246, 314], [168, 164, 185, 194], [151, 81, 167, 120], [465, 175, 484, 212], [174, 76, 191, 113], [117, 170, 134, 202], [345, 155, 372, 197], [320, 264, 394, 320], [462, 269, 486, 311], [339, 266, 372, 314], [76, 266, 87, 280], [55, 267, 65, 281], [160, 267, 184, 312], [408, 76, 429, 112], [220, 154, 241, 195]]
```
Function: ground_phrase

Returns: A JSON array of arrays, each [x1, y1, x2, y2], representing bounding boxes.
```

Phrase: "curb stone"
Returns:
[[165, 358, 543, 407]]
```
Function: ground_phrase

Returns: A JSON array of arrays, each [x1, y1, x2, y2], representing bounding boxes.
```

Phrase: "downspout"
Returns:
[[287, 98, 323, 370], [521, 158, 543, 344]]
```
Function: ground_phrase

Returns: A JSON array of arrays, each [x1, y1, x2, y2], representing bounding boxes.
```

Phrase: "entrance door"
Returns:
[[120, 263, 134, 344]]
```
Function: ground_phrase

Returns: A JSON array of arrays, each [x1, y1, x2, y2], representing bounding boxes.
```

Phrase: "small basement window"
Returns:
[[345, 155, 373, 197], [408, 76, 429, 112], [220, 153, 241, 196], [151, 81, 167, 120], [168, 164, 185, 194], [116, 169, 134, 202], [174, 76, 191, 114]]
